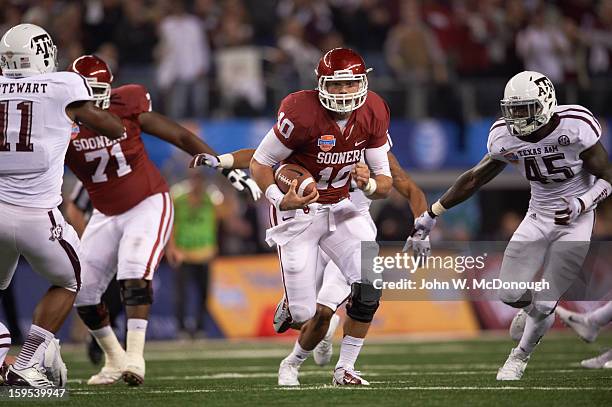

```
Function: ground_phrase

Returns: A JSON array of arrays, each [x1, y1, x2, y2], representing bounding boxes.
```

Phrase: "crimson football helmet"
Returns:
[[315, 48, 372, 113], [69, 55, 113, 109]]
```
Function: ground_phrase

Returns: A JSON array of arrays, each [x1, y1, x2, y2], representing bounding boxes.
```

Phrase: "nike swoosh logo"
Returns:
[[282, 216, 294, 221], [355, 140, 366, 147]]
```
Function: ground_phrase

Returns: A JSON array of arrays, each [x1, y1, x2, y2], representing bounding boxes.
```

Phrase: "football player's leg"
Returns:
[[0, 321, 10, 367], [10, 208, 80, 387], [117, 192, 173, 385], [72, 212, 125, 385], [496, 214, 549, 380], [277, 237, 320, 385], [313, 259, 349, 366], [320, 207, 377, 385]]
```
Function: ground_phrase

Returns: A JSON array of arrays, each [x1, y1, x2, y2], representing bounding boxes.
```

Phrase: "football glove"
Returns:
[[190, 153, 220, 169], [412, 210, 437, 239], [222, 169, 262, 201], [403, 230, 431, 258], [554, 197, 583, 225]]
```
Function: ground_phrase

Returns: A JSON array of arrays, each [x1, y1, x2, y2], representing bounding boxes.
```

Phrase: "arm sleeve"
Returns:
[[125, 84, 152, 115], [365, 144, 391, 177], [252, 128, 293, 167], [367, 98, 391, 149], [577, 110, 602, 153], [272, 94, 309, 150], [486, 125, 510, 163]]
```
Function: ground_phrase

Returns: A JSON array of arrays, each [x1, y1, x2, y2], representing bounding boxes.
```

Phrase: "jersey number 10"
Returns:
[[0, 100, 33, 152]]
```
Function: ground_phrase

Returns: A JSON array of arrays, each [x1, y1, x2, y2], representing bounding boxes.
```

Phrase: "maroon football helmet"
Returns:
[[315, 48, 371, 113], [69, 55, 113, 109]]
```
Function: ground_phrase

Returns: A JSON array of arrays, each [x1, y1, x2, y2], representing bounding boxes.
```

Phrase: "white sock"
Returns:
[[285, 341, 312, 366], [126, 318, 148, 357], [0, 322, 10, 366], [335, 335, 364, 370], [14, 325, 53, 370], [588, 302, 612, 327], [518, 311, 555, 355], [91, 325, 125, 367]]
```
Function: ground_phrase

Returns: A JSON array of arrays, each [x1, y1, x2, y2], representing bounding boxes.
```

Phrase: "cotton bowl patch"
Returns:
[[318, 135, 336, 152]]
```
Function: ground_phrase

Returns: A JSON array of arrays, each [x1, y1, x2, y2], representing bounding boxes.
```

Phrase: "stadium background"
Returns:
[[1, 0, 612, 342]]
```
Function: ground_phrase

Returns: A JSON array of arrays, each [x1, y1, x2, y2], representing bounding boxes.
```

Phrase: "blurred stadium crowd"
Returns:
[[0, 0, 611, 250], [1, 0, 611, 119]]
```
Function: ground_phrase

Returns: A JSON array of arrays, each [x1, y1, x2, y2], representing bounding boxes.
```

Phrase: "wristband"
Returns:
[[577, 178, 612, 212], [265, 184, 284, 207], [218, 153, 235, 169], [429, 200, 447, 217], [363, 178, 377, 196]]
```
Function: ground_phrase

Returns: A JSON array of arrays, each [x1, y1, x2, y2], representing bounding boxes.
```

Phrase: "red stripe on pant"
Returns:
[[47, 211, 81, 290], [144, 193, 169, 278]]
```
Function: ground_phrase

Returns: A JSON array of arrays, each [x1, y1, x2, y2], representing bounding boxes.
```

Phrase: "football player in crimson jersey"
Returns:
[[65, 55, 260, 387], [193, 147, 428, 382], [249, 48, 393, 385]]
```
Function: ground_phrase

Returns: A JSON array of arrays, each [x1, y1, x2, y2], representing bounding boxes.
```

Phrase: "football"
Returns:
[[274, 163, 316, 197]]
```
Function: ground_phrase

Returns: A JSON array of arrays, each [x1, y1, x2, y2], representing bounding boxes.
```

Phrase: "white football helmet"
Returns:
[[0, 24, 58, 78], [500, 71, 557, 136]]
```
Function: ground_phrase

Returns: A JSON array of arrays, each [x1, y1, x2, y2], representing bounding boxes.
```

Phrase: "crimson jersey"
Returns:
[[66, 84, 168, 216], [273, 90, 389, 204]]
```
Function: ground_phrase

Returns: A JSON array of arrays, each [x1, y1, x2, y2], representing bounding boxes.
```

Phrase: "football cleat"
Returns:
[[332, 367, 370, 386], [555, 306, 600, 343], [496, 347, 529, 381], [313, 314, 340, 366], [5, 364, 54, 388], [278, 358, 300, 386], [87, 365, 124, 385], [580, 349, 612, 369], [509, 309, 527, 342], [273, 297, 292, 334], [122, 353, 145, 386]]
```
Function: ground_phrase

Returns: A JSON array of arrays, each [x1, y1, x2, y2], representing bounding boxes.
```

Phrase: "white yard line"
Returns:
[[70, 385, 612, 396], [66, 368, 591, 384]]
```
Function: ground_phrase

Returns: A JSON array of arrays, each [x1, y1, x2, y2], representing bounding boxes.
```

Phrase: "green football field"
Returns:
[[8, 332, 612, 406]]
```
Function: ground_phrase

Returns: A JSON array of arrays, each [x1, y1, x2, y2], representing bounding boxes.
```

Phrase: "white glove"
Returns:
[[554, 197, 583, 225], [403, 231, 431, 258], [222, 169, 262, 201], [190, 153, 220, 169], [412, 210, 437, 239]]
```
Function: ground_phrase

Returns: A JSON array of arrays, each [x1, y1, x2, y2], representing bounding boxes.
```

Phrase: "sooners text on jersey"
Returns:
[[66, 84, 168, 215], [273, 90, 389, 204]]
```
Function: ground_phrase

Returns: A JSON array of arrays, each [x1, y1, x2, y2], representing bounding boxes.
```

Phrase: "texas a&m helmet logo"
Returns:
[[318, 135, 336, 152]]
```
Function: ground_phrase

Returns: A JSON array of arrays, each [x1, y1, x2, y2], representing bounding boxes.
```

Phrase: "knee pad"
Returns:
[[346, 282, 381, 323], [119, 280, 153, 306], [288, 304, 315, 324], [76, 303, 110, 330]]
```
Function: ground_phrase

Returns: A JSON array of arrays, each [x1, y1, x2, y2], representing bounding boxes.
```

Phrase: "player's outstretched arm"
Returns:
[[388, 152, 428, 216], [67, 100, 125, 140], [138, 111, 217, 156], [190, 148, 256, 170], [413, 154, 506, 238], [438, 154, 506, 210], [555, 142, 612, 225]]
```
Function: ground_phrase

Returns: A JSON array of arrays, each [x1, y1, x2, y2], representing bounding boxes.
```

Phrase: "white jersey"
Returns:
[[487, 104, 602, 214], [0, 72, 93, 208]]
